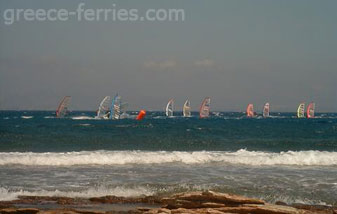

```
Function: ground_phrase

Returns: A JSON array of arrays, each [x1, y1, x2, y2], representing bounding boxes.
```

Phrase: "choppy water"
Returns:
[[0, 111, 337, 205]]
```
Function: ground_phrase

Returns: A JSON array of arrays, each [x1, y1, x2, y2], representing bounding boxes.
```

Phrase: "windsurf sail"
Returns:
[[199, 97, 210, 118], [166, 99, 174, 117], [110, 94, 128, 119], [183, 99, 191, 117], [297, 103, 305, 118], [306, 102, 315, 118], [96, 96, 111, 119], [56, 96, 71, 118], [246, 104, 254, 117], [263, 102, 270, 118], [111, 94, 120, 119]]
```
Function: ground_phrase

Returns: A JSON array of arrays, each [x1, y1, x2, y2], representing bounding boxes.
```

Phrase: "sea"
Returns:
[[0, 111, 336, 206]]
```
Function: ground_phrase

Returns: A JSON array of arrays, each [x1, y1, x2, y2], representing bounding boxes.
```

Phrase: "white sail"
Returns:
[[96, 96, 111, 119], [111, 94, 121, 119], [297, 103, 305, 118], [56, 96, 71, 118], [263, 102, 270, 118], [199, 97, 210, 118], [166, 99, 174, 117], [110, 94, 128, 119], [183, 100, 191, 117]]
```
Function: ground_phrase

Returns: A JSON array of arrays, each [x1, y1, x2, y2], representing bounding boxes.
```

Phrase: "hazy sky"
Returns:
[[1, 0, 337, 111]]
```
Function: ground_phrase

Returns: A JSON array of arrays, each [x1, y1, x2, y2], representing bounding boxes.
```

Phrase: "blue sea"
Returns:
[[0, 111, 337, 205]]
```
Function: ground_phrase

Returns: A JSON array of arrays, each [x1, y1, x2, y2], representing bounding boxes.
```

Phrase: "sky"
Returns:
[[0, 0, 337, 112]]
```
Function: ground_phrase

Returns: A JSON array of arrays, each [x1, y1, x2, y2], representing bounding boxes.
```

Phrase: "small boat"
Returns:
[[183, 99, 191, 117], [297, 103, 305, 118], [200, 97, 210, 118], [306, 102, 315, 118], [166, 99, 174, 117], [263, 102, 270, 118], [246, 104, 254, 117], [56, 96, 71, 118]]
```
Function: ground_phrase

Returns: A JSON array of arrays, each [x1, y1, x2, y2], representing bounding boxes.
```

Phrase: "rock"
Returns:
[[200, 203, 227, 208], [0, 208, 17, 214], [89, 196, 160, 205], [165, 191, 264, 206], [243, 204, 304, 214], [0, 208, 39, 214], [291, 203, 335, 213], [37, 210, 78, 214]]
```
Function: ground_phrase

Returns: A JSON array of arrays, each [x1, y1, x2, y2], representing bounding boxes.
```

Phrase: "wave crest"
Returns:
[[0, 150, 336, 166]]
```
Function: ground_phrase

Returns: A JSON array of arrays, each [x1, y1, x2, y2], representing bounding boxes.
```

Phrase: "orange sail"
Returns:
[[246, 104, 254, 117]]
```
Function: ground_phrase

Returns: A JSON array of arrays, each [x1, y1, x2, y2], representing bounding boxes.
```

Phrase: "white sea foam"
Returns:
[[71, 116, 95, 120], [0, 150, 336, 166], [21, 116, 33, 119], [0, 186, 153, 201]]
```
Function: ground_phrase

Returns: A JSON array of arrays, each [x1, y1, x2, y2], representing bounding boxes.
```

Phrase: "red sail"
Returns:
[[200, 97, 211, 118], [306, 102, 315, 118], [56, 96, 71, 118], [246, 104, 254, 117]]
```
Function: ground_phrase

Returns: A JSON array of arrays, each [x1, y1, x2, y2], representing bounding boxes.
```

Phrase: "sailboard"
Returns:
[[56, 96, 71, 118], [199, 97, 210, 118], [246, 104, 254, 117], [166, 99, 174, 117], [297, 103, 305, 118], [263, 102, 270, 118], [96, 96, 111, 119], [306, 102, 315, 118], [183, 99, 191, 117]]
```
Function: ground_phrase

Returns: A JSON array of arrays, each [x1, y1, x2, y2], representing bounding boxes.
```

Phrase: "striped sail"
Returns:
[[297, 103, 305, 118]]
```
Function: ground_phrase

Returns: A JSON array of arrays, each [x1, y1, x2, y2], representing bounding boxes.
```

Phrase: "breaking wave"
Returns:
[[21, 116, 33, 119], [0, 186, 153, 201], [0, 150, 336, 166]]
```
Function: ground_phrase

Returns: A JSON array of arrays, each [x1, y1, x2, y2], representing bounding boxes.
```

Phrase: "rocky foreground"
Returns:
[[0, 191, 336, 214]]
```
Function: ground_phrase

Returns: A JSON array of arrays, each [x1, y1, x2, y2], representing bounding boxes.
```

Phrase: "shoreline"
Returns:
[[1, 191, 336, 214]]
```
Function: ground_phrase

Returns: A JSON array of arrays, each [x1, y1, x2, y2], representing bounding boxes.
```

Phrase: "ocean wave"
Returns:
[[0, 150, 336, 166], [71, 116, 95, 120], [0, 186, 153, 201], [21, 116, 33, 119]]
